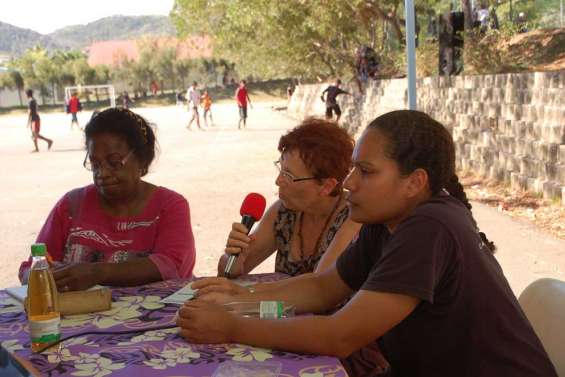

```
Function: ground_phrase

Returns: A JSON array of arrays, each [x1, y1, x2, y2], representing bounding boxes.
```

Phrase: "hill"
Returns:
[[48, 15, 175, 50], [0, 22, 63, 54], [0, 15, 175, 55]]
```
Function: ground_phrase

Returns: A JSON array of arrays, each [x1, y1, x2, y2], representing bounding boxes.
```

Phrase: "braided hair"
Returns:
[[368, 110, 495, 253]]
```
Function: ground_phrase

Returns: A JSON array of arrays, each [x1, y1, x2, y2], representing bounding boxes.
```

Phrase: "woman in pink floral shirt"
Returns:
[[19, 108, 196, 291]]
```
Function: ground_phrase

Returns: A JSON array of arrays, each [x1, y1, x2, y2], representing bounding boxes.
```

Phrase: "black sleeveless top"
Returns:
[[273, 203, 349, 276]]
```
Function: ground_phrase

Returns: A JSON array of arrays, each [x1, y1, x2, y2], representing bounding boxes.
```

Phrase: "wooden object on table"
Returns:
[[24, 287, 112, 316], [58, 288, 112, 315]]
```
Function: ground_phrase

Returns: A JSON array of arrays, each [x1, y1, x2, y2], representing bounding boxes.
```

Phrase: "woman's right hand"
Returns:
[[218, 223, 253, 276]]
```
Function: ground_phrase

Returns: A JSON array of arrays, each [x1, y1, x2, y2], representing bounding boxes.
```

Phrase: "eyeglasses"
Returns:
[[83, 150, 135, 172], [274, 160, 321, 183]]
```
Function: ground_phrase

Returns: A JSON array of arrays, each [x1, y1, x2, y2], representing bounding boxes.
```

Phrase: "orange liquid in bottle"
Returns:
[[28, 259, 60, 352]]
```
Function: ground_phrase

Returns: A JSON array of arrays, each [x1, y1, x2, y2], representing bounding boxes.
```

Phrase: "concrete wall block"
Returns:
[[519, 157, 539, 177], [518, 74, 531, 90], [492, 88, 504, 102], [525, 73, 536, 89], [498, 137, 514, 154], [480, 131, 496, 147], [504, 87, 519, 103], [480, 88, 492, 102], [500, 119, 512, 135], [503, 170, 512, 184], [556, 164, 565, 182], [559, 146, 565, 163], [548, 124, 565, 144], [523, 122, 538, 140], [487, 104, 501, 118], [469, 145, 480, 161], [513, 104, 524, 121], [534, 72, 547, 88], [548, 71, 562, 89], [541, 143, 560, 163], [470, 160, 482, 172], [537, 104, 550, 122], [505, 154, 521, 172], [495, 74, 508, 87], [511, 172, 527, 191], [479, 148, 495, 165], [515, 138, 527, 156], [543, 182, 562, 200], [464, 76, 475, 89], [522, 90, 533, 104], [523, 105, 537, 123], [488, 165, 505, 182], [526, 177, 538, 192], [512, 121, 527, 139], [484, 75, 494, 87]]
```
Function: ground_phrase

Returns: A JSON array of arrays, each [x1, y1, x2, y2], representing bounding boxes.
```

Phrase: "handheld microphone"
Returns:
[[224, 193, 267, 278]]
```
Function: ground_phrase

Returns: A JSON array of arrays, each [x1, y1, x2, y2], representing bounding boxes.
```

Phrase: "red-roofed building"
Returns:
[[86, 36, 213, 66]]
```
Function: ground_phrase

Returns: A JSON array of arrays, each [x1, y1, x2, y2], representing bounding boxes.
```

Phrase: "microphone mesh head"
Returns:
[[240, 193, 267, 221]]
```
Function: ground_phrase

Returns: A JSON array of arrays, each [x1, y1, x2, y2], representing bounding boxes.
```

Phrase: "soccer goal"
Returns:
[[64, 84, 116, 108]]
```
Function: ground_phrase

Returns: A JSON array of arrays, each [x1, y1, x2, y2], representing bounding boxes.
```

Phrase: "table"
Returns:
[[0, 273, 347, 376]]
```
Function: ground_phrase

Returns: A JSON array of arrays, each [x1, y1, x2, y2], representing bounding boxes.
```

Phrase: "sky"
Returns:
[[0, 0, 175, 34]]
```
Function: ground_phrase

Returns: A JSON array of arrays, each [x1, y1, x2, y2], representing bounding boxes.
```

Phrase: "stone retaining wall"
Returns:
[[287, 71, 565, 204]]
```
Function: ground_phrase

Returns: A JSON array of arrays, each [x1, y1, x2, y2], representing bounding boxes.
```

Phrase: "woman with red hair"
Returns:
[[196, 117, 359, 293]]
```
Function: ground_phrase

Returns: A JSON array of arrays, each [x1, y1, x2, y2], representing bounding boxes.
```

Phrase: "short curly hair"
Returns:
[[84, 108, 157, 176], [278, 117, 354, 196]]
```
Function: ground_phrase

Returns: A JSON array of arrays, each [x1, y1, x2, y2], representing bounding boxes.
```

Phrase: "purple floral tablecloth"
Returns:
[[0, 273, 347, 377]]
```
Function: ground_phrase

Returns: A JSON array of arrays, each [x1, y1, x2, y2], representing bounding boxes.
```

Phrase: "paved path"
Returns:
[[0, 103, 563, 297]]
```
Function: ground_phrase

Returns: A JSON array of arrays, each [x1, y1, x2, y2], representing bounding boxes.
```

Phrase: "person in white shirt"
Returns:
[[186, 82, 202, 130]]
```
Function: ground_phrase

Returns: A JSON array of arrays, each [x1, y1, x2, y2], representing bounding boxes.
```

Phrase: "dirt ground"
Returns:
[[0, 103, 563, 297]]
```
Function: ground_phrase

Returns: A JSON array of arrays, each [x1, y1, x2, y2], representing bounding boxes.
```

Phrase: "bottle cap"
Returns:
[[31, 243, 47, 257]]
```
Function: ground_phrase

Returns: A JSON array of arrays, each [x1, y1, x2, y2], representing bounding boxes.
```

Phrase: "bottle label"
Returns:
[[259, 301, 283, 319], [30, 316, 61, 344]]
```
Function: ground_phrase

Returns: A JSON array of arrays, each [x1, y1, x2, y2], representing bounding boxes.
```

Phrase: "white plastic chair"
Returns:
[[519, 278, 565, 376]]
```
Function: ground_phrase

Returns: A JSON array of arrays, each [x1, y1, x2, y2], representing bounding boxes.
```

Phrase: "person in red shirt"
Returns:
[[67, 92, 82, 130], [235, 80, 252, 129]]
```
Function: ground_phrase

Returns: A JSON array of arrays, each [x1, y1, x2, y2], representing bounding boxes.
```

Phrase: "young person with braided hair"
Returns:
[[178, 110, 556, 377], [19, 108, 196, 291]]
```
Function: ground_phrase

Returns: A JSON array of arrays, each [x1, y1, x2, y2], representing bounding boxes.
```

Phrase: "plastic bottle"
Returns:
[[27, 243, 61, 352], [223, 301, 295, 319]]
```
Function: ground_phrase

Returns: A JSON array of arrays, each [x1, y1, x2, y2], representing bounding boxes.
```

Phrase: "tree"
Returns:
[[154, 47, 178, 93], [172, 0, 370, 79], [72, 58, 96, 101], [0, 69, 25, 106], [172, 0, 451, 81], [174, 58, 191, 90], [14, 46, 48, 103]]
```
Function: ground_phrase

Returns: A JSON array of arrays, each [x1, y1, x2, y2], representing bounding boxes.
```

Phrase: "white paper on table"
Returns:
[[160, 282, 197, 304], [160, 280, 255, 305]]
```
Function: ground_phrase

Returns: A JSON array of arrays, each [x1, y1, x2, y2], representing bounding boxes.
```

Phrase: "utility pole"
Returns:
[[405, 0, 417, 110]]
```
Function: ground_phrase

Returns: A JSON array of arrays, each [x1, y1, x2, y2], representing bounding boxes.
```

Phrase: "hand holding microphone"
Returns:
[[223, 193, 266, 278]]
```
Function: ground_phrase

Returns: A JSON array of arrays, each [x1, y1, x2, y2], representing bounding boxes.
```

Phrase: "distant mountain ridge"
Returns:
[[0, 15, 175, 56], [0, 23, 63, 54]]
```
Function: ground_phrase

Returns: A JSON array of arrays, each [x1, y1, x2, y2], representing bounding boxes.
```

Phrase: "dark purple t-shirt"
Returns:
[[337, 194, 557, 377]]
